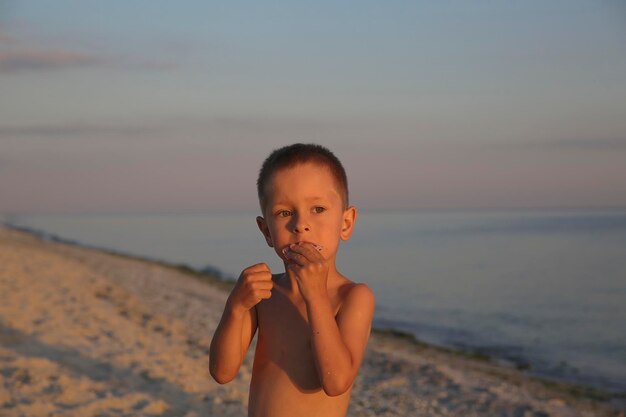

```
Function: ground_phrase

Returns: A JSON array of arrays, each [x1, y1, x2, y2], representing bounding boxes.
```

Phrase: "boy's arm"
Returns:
[[285, 243, 375, 396], [209, 263, 273, 384], [306, 284, 375, 396]]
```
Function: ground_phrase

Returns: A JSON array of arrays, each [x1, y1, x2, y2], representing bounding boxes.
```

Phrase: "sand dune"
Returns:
[[0, 226, 622, 416]]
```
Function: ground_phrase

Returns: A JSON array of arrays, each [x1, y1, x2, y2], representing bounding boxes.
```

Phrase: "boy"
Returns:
[[209, 143, 375, 417]]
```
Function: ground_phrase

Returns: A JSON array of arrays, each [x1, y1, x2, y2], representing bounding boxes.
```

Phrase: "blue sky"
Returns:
[[1, 1, 626, 213]]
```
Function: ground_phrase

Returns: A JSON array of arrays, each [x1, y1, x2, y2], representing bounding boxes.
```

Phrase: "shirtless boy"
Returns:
[[209, 143, 375, 417]]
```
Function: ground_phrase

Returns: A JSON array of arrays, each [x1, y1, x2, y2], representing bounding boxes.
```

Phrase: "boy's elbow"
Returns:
[[322, 377, 353, 397], [209, 361, 237, 385], [211, 372, 235, 385]]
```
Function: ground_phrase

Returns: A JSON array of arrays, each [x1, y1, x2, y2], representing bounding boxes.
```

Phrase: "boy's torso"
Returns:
[[247, 274, 353, 417]]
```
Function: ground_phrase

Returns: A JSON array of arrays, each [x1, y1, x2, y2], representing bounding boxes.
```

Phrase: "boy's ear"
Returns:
[[340, 206, 357, 241], [256, 216, 274, 247]]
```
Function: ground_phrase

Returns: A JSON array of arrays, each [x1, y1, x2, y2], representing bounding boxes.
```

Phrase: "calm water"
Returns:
[[3, 210, 626, 393]]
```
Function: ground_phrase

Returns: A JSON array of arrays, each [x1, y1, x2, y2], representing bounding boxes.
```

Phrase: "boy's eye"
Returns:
[[313, 206, 326, 214], [277, 210, 292, 218]]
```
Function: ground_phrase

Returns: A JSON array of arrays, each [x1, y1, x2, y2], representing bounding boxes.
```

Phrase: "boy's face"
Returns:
[[256, 162, 356, 263]]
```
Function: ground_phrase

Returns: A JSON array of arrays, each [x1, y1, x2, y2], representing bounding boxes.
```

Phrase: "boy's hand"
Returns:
[[226, 263, 273, 316], [285, 242, 329, 302]]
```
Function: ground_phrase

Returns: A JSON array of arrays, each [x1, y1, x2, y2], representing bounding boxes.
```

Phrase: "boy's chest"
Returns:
[[256, 288, 341, 349], [253, 287, 345, 392], [258, 291, 309, 341]]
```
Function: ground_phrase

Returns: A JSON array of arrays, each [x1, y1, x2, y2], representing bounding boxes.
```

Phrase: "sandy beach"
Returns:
[[0, 225, 623, 417]]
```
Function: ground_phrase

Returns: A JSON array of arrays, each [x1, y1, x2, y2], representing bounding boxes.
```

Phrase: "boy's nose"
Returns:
[[291, 216, 310, 233]]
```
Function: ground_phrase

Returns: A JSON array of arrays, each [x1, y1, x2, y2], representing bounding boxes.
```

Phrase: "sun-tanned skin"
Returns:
[[209, 161, 375, 417]]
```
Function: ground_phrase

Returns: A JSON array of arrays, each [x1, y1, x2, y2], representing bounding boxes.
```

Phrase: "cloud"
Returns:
[[486, 138, 626, 152], [0, 47, 179, 73], [0, 48, 101, 73], [0, 123, 159, 139], [0, 25, 181, 73], [545, 138, 626, 150], [127, 58, 177, 71]]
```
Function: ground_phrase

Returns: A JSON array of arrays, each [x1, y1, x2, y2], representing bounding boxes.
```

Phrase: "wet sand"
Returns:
[[0, 225, 623, 416]]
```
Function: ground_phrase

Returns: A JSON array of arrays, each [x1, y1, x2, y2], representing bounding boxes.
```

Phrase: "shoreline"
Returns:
[[3, 222, 625, 402], [1, 223, 624, 415], [6, 221, 626, 401]]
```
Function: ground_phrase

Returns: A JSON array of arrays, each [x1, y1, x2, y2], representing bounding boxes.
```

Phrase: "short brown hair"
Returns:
[[257, 143, 349, 214]]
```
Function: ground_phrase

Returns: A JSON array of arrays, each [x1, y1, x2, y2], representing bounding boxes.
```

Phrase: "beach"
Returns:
[[0, 225, 623, 417]]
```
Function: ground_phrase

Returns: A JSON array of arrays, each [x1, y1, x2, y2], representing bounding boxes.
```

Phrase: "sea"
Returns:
[[2, 209, 625, 394]]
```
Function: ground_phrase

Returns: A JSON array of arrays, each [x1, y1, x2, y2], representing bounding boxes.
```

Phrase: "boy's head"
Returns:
[[256, 143, 349, 215], [255, 143, 356, 259]]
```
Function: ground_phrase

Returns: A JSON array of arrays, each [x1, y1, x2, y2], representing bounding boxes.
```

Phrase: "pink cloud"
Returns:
[[0, 48, 100, 73], [0, 47, 178, 73]]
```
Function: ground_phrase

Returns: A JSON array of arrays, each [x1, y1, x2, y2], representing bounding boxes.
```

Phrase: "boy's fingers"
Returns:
[[252, 290, 272, 303], [251, 280, 273, 290], [284, 251, 309, 266], [288, 243, 322, 260], [285, 246, 312, 262], [245, 263, 271, 273], [246, 271, 273, 282], [241, 263, 273, 282], [259, 290, 272, 299]]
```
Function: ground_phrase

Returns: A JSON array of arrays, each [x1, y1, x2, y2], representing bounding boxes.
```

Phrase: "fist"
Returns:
[[226, 263, 274, 314], [284, 242, 329, 302]]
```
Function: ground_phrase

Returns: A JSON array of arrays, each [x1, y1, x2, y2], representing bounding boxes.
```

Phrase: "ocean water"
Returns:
[[3, 209, 626, 393]]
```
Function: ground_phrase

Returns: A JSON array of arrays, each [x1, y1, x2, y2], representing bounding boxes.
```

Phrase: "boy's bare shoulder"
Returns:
[[337, 279, 375, 314], [338, 280, 373, 297]]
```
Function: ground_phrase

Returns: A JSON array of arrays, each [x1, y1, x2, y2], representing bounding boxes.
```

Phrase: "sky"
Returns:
[[1, 1, 626, 214]]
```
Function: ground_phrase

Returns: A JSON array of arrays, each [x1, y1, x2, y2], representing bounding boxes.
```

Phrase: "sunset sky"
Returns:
[[1, 1, 626, 214]]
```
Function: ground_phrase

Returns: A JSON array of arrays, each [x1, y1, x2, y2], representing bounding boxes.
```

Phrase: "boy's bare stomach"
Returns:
[[248, 358, 351, 417]]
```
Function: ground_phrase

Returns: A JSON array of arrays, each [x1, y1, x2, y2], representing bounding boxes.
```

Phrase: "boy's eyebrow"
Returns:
[[272, 196, 327, 206]]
